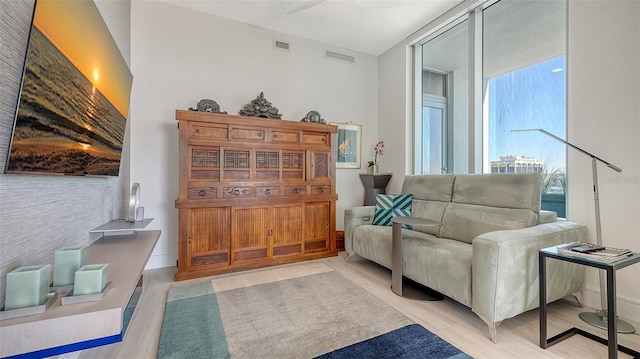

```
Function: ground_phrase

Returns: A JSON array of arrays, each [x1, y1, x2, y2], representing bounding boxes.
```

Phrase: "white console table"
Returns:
[[0, 230, 160, 358]]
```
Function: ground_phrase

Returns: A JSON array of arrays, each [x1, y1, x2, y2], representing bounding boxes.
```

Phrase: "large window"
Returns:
[[415, 0, 567, 215], [417, 19, 468, 174]]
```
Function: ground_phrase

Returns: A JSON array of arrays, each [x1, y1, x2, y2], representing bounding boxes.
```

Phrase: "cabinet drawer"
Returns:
[[303, 132, 329, 146], [311, 185, 330, 195], [284, 186, 307, 196], [256, 186, 280, 197], [230, 126, 266, 141], [187, 187, 218, 199], [191, 253, 228, 268], [223, 187, 252, 198], [189, 123, 228, 139], [270, 130, 301, 144]]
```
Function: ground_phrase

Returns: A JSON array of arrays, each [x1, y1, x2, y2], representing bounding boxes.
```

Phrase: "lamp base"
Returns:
[[579, 311, 636, 333]]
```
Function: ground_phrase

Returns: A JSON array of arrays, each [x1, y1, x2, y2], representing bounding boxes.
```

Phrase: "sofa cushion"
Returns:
[[538, 210, 557, 224], [409, 199, 446, 236], [373, 194, 412, 226], [452, 173, 542, 213], [401, 174, 455, 202], [351, 225, 439, 270], [439, 203, 538, 244], [402, 236, 473, 307]]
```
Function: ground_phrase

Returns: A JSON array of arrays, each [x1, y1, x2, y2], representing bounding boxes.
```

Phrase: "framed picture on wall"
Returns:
[[331, 123, 361, 169]]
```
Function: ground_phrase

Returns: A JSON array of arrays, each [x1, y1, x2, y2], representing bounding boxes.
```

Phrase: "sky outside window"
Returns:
[[487, 55, 567, 171]]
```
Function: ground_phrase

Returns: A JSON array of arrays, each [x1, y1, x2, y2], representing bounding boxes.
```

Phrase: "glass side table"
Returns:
[[539, 245, 640, 359]]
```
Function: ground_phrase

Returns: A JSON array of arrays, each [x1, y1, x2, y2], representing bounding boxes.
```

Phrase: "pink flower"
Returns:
[[374, 141, 384, 163]]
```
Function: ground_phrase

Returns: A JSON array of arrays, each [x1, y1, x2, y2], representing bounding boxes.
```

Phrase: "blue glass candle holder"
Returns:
[[53, 246, 87, 287], [4, 265, 51, 310], [73, 264, 109, 296]]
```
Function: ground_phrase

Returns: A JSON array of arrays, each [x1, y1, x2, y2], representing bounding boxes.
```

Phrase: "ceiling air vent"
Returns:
[[324, 50, 355, 64], [274, 40, 290, 52]]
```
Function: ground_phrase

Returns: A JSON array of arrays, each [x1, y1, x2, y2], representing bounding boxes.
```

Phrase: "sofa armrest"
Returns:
[[472, 221, 587, 323], [344, 206, 375, 255]]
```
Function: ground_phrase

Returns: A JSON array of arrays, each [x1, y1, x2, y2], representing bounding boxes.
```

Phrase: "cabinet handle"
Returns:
[[233, 189, 240, 196], [258, 133, 262, 138], [317, 187, 324, 193], [273, 134, 278, 139], [188, 236, 192, 244], [195, 129, 200, 134], [265, 189, 271, 195], [292, 188, 299, 194], [199, 190, 206, 196]]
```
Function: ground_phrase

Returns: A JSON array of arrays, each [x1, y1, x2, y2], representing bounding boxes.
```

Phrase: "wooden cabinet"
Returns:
[[175, 110, 338, 281]]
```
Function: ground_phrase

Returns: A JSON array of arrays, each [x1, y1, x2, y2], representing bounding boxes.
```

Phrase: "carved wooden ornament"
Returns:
[[300, 111, 326, 124], [239, 92, 282, 119], [189, 99, 228, 114]]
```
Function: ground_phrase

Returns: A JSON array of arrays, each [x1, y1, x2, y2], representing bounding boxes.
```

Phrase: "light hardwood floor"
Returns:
[[79, 253, 640, 359]]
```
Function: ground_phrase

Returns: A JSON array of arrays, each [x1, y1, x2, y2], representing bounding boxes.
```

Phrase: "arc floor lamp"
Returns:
[[512, 128, 635, 334]]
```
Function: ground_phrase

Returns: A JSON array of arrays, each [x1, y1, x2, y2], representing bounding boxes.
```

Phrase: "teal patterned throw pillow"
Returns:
[[373, 194, 413, 226]]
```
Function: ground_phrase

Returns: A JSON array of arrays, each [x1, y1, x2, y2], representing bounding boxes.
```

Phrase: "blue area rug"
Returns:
[[315, 324, 471, 359], [157, 269, 473, 359], [157, 282, 229, 359]]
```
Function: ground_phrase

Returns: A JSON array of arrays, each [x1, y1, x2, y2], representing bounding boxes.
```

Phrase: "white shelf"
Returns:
[[90, 218, 154, 236]]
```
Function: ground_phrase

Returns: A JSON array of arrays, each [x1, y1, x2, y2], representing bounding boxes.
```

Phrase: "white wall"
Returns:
[[130, 1, 378, 269], [566, 0, 640, 322], [376, 0, 640, 323], [378, 41, 412, 193]]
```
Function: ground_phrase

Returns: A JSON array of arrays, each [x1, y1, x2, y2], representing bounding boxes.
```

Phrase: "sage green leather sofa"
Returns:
[[344, 173, 586, 343]]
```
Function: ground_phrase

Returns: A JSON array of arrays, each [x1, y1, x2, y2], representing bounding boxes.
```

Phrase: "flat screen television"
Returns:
[[5, 0, 133, 176]]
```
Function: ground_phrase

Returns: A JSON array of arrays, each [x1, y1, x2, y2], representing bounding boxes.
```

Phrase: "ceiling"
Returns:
[[422, 0, 565, 78], [159, 0, 463, 56]]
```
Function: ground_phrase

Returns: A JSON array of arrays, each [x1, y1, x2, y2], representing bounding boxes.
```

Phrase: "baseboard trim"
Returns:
[[580, 287, 640, 323], [144, 253, 176, 270]]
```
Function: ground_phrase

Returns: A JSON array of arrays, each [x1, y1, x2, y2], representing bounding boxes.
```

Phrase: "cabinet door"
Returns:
[[309, 150, 331, 183], [272, 204, 303, 256], [189, 146, 220, 181], [255, 149, 280, 180], [232, 206, 269, 262], [221, 147, 251, 180], [282, 150, 304, 180], [187, 207, 230, 271], [304, 202, 330, 253]]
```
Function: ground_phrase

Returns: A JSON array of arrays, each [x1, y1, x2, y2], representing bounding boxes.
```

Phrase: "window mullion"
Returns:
[[468, 8, 483, 174]]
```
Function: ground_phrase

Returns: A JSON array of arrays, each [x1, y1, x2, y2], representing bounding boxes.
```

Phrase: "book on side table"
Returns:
[[557, 242, 633, 263]]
